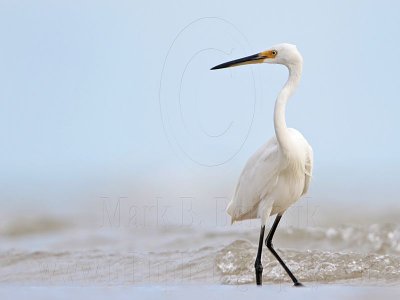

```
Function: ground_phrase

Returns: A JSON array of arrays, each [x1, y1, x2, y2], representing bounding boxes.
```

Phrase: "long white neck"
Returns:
[[274, 63, 302, 154]]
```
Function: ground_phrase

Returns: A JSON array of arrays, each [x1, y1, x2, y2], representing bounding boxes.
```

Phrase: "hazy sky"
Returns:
[[1, 1, 400, 210]]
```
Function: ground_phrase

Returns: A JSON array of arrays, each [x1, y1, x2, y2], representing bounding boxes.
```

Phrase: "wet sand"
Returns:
[[0, 285, 399, 300]]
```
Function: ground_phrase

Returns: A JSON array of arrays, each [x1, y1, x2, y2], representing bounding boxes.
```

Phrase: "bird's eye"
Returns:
[[272, 50, 277, 56]]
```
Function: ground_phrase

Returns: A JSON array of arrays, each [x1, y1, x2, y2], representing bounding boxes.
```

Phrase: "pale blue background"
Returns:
[[1, 0, 399, 213]]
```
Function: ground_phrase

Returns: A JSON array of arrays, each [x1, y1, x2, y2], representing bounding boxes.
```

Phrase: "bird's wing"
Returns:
[[302, 143, 313, 195], [227, 137, 281, 222]]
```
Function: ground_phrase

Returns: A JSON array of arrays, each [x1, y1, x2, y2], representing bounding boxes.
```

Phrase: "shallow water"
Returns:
[[1, 212, 400, 286], [1, 285, 400, 300]]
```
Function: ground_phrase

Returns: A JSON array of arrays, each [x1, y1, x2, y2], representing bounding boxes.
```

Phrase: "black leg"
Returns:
[[265, 214, 303, 286], [254, 225, 265, 285]]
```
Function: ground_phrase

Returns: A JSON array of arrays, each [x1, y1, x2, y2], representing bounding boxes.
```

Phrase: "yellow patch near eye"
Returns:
[[260, 50, 277, 59]]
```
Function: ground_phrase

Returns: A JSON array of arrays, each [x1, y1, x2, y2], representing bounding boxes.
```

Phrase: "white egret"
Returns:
[[211, 43, 313, 286]]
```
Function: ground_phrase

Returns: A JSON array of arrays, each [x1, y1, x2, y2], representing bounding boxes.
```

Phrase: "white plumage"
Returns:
[[227, 128, 313, 225], [215, 43, 313, 226]]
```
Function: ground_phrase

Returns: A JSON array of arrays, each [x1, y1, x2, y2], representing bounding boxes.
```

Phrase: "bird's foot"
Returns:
[[254, 263, 263, 286], [293, 282, 304, 287]]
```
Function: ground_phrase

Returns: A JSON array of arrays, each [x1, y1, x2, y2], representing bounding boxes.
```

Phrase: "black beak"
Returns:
[[210, 53, 264, 70]]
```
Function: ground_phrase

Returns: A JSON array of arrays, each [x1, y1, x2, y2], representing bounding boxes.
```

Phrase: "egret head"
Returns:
[[210, 43, 302, 70]]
